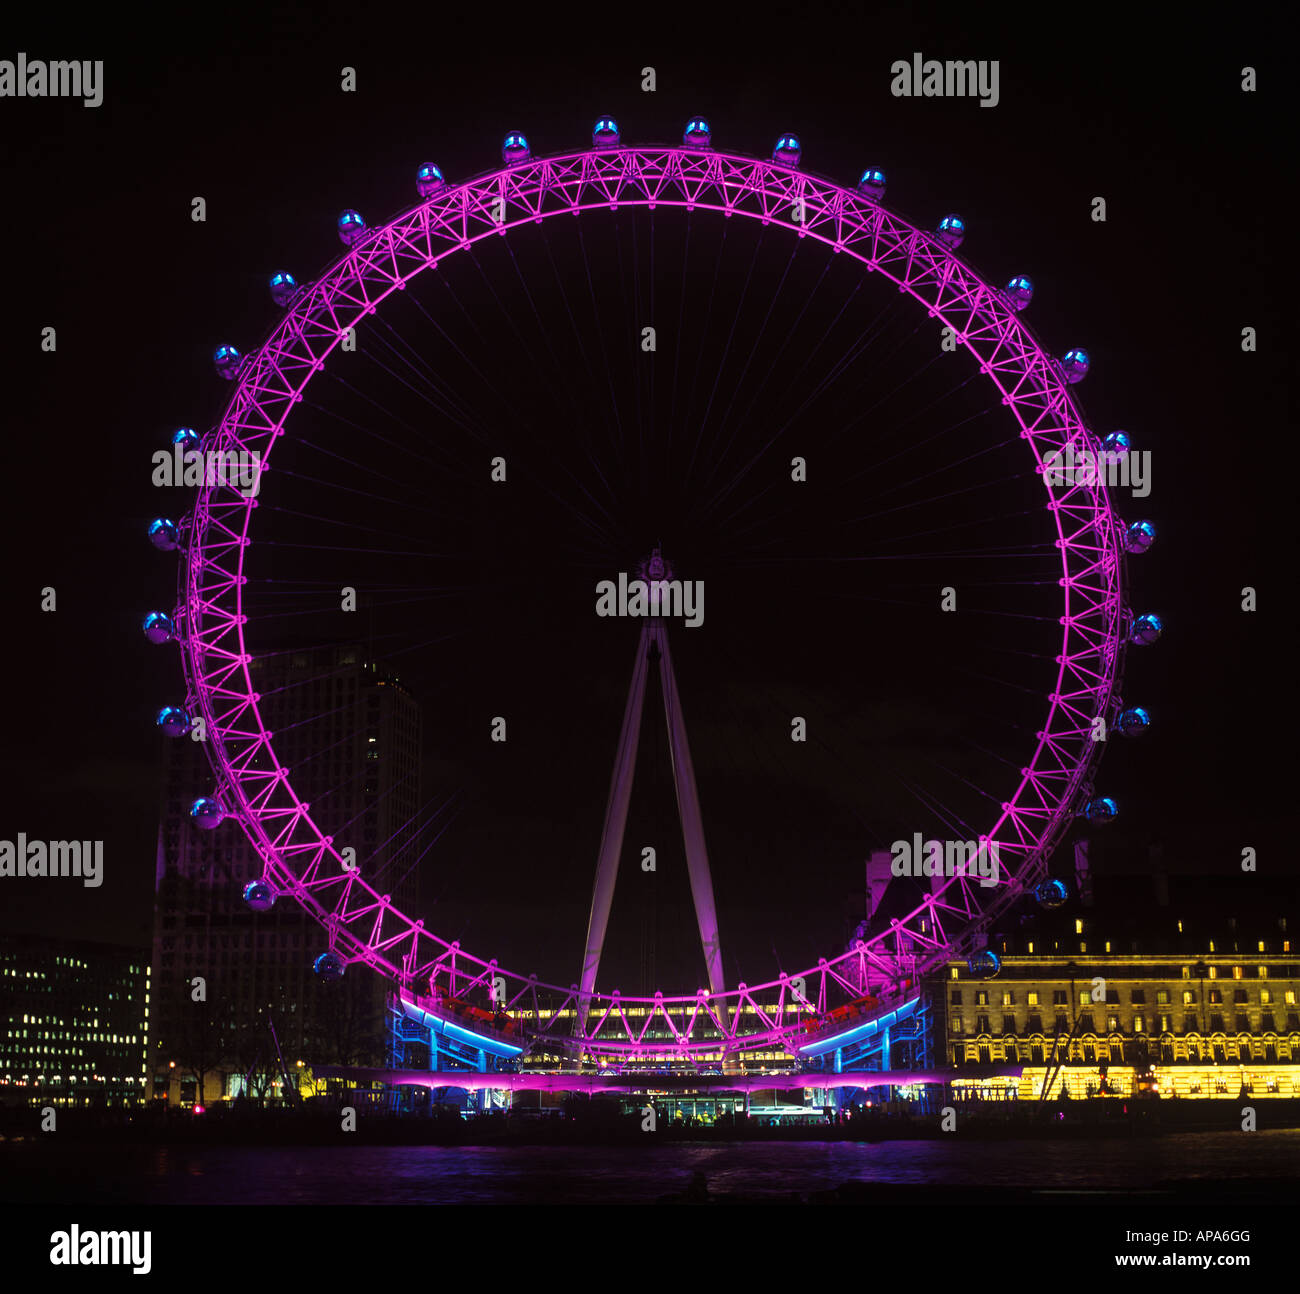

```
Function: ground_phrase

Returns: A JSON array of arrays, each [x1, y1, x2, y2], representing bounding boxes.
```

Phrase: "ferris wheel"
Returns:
[[144, 117, 1162, 1065]]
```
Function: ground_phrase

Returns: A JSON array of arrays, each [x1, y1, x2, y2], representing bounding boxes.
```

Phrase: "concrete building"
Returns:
[[0, 932, 150, 1108], [147, 645, 421, 1104]]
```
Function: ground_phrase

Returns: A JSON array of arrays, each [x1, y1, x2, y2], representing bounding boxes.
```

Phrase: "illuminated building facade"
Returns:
[[936, 886, 1298, 1101], [148, 646, 421, 1104], [0, 932, 150, 1107]]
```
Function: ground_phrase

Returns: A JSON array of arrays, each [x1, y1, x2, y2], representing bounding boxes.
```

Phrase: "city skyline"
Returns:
[[0, 0, 1290, 1231]]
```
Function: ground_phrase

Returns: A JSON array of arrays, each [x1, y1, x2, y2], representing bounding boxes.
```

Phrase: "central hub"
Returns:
[[595, 547, 702, 628], [636, 546, 673, 588]]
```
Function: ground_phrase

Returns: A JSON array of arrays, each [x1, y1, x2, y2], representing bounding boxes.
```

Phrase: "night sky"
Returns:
[[0, 6, 1289, 995]]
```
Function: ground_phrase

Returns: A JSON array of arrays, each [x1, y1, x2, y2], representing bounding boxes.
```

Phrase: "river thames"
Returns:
[[4, 1129, 1298, 1205]]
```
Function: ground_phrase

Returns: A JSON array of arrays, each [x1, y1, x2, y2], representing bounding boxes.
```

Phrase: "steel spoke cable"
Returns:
[[295, 393, 473, 478], [699, 237, 802, 491], [366, 308, 493, 436], [690, 226, 768, 476], [371, 787, 462, 868], [404, 274, 531, 423], [681, 219, 731, 484], [572, 216, 628, 476], [610, 210, 645, 477], [698, 289, 909, 519], [369, 790, 465, 889], [665, 212, 693, 470], [288, 430, 469, 498], [459, 237, 623, 546], [389, 805, 469, 895]]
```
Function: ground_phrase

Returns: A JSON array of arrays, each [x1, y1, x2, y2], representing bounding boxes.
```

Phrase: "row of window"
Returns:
[[952, 1013, 1300, 1035], [956, 1041, 1294, 1067], [960, 959, 1294, 973], [953, 987, 1298, 1007]]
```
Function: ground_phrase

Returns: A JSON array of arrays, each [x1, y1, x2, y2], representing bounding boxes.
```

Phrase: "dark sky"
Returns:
[[0, 5, 1290, 993]]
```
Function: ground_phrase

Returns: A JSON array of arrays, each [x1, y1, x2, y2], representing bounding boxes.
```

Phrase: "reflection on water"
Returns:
[[5, 1131, 1299, 1204]]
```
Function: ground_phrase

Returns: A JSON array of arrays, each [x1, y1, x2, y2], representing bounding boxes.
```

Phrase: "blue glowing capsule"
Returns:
[[313, 951, 345, 981], [172, 427, 200, 451], [967, 949, 1001, 978], [1082, 796, 1119, 825], [190, 797, 225, 830], [143, 612, 176, 645], [501, 131, 530, 164], [592, 116, 620, 147], [684, 117, 711, 147], [213, 345, 243, 380], [1101, 431, 1131, 457], [1117, 706, 1151, 737], [773, 133, 801, 166], [269, 271, 299, 308], [243, 879, 276, 912], [415, 162, 445, 197], [1004, 275, 1034, 311], [148, 518, 180, 551], [337, 210, 367, 246], [1125, 520, 1157, 554], [1130, 613, 1164, 646], [1059, 348, 1090, 383], [857, 168, 887, 201], [935, 214, 965, 249], [156, 706, 192, 737], [1034, 877, 1069, 909]]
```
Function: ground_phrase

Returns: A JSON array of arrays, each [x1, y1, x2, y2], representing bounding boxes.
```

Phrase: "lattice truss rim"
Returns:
[[176, 146, 1127, 1056]]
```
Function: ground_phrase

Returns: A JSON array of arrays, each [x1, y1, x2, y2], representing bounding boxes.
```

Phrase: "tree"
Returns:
[[172, 1002, 227, 1106]]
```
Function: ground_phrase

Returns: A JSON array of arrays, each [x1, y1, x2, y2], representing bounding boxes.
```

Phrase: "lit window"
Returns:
[[1027, 991, 1039, 1007], [1208, 967, 1218, 980], [1258, 966, 1269, 979], [1233, 966, 1243, 980], [1075, 919, 1084, 934]]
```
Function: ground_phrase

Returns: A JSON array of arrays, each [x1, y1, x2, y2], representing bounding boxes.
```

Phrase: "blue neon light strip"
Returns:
[[796, 996, 921, 1057], [400, 997, 525, 1059]]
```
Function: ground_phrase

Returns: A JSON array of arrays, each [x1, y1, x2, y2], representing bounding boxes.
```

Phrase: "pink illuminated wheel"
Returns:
[[158, 126, 1151, 1063]]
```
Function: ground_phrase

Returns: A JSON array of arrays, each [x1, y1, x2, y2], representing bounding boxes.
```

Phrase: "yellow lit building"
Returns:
[[937, 934, 1300, 1100]]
